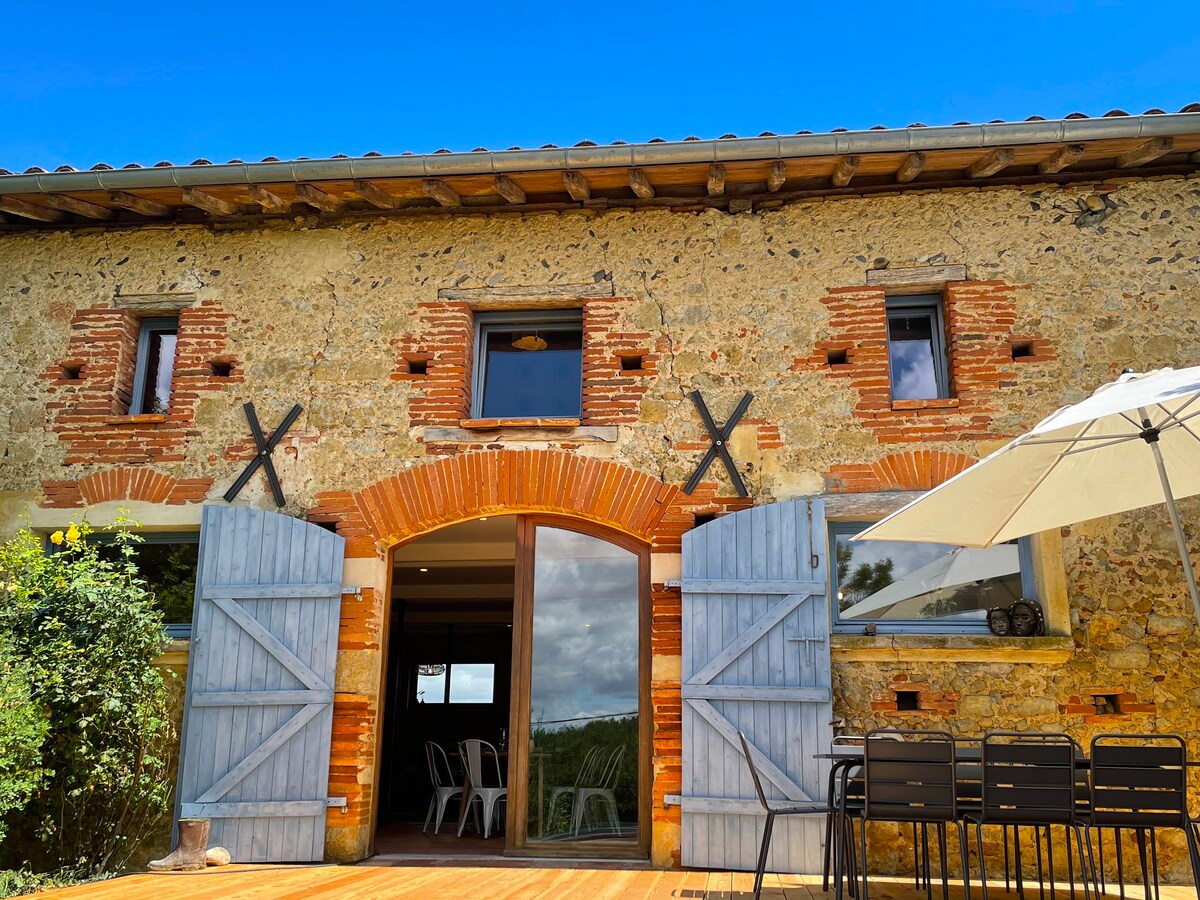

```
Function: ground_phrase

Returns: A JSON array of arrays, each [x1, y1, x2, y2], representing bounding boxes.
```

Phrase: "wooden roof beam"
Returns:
[[562, 171, 590, 202], [1116, 137, 1173, 168], [832, 155, 860, 187], [183, 187, 240, 217], [41, 193, 115, 220], [354, 180, 400, 210], [707, 163, 726, 197], [422, 179, 461, 207], [966, 148, 1015, 179], [295, 183, 344, 214], [767, 161, 787, 192], [1038, 144, 1085, 175], [247, 184, 290, 213], [629, 168, 654, 199], [108, 191, 171, 217], [493, 175, 526, 205], [0, 196, 66, 223], [896, 152, 926, 183]]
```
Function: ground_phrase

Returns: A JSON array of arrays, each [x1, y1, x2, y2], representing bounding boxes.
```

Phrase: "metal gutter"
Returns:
[[2, 113, 1198, 196]]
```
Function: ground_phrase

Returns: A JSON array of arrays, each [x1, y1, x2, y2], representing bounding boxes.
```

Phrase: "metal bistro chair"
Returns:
[[546, 745, 602, 834], [457, 739, 507, 839], [422, 740, 464, 835], [965, 732, 1094, 900], [738, 731, 832, 900], [572, 744, 626, 837], [1089, 734, 1200, 900], [856, 729, 969, 900]]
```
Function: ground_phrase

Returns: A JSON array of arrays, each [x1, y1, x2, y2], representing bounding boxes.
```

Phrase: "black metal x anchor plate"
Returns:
[[683, 391, 754, 498], [223, 402, 303, 507]]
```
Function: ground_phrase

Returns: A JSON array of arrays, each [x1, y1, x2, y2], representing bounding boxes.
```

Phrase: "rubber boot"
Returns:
[[148, 818, 211, 872]]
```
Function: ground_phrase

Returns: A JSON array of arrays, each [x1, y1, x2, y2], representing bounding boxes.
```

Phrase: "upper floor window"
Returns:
[[830, 521, 1035, 633], [472, 310, 583, 418], [886, 295, 948, 400], [130, 316, 178, 414]]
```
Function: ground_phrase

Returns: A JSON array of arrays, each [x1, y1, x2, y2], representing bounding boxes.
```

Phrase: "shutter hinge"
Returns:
[[326, 796, 348, 813], [341, 586, 362, 598], [665, 579, 682, 589]]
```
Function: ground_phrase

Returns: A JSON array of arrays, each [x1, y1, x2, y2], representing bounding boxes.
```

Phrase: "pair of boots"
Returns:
[[148, 818, 228, 872]]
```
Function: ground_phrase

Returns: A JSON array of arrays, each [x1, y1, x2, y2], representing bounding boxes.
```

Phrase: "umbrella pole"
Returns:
[[1146, 438, 1200, 623]]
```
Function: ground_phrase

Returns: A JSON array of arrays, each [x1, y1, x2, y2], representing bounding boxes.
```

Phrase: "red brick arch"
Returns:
[[311, 449, 681, 557], [825, 449, 976, 493], [40, 467, 212, 508]]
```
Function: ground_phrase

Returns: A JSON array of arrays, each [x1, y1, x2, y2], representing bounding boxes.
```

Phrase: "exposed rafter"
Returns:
[[421, 178, 461, 207], [108, 191, 171, 217], [966, 148, 1015, 179], [1116, 137, 1173, 168], [896, 152, 926, 183], [42, 193, 115, 220], [493, 175, 526, 205], [0, 196, 66, 222], [247, 184, 290, 213], [353, 180, 400, 210], [562, 171, 591, 202], [767, 161, 787, 192], [707, 163, 726, 197], [628, 168, 654, 199], [295, 183, 343, 214], [1037, 144, 1086, 175], [182, 187, 240, 217], [832, 156, 860, 187]]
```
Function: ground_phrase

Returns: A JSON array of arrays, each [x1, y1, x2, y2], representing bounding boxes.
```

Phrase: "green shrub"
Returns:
[[0, 640, 47, 847], [0, 521, 176, 876]]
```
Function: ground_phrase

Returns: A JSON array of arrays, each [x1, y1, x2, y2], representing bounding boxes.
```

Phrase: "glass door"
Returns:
[[507, 519, 649, 856]]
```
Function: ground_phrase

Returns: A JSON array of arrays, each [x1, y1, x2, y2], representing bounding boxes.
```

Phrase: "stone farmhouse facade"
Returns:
[[2, 106, 1200, 874]]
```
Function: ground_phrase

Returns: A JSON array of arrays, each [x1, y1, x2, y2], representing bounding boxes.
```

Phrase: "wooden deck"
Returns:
[[32, 866, 1195, 900]]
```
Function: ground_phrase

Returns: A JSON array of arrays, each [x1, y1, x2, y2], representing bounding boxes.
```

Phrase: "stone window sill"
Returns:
[[891, 398, 961, 411], [460, 417, 581, 429], [831, 634, 1074, 663], [103, 414, 167, 425]]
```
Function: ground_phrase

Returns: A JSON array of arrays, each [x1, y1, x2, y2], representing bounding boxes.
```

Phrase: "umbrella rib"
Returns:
[[1155, 403, 1200, 432], [1061, 434, 1144, 456]]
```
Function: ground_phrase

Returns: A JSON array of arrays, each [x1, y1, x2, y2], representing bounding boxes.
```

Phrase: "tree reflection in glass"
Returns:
[[528, 526, 639, 842]]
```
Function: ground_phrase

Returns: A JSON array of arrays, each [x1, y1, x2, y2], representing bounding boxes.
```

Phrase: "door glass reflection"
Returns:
[[527, 526, 639, 843]]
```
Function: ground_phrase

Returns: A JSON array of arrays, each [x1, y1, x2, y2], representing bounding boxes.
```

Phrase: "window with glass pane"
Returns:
[[416, 664, 447, 703], [886, 296, 948, 401], [87, 533, 198, 637], [473, 311, 583, 418], [449, 663, 495, 704], [130, 317, 179, 415], [831, 522, 1033, 631]]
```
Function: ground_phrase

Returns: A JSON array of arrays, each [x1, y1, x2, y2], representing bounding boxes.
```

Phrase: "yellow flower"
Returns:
[[65, 524, 81, 544], [50, 531, 65, 545]]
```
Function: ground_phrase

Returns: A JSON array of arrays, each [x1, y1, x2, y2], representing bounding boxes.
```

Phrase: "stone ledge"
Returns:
[[425, 424, 617, 443], [460, 417, 581, 429], [103, 414, 167, 425], [891, 398, 961, 411], [831, 634, 1074, 663]]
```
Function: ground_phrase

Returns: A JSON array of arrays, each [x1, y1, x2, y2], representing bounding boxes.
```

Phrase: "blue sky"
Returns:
[[2, 0, 1197, 172]]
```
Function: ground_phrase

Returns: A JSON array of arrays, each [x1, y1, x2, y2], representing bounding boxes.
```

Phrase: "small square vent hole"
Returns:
[[60, 363, 83, 380], [693, 512, 717, 528], [1093, 694, 1122, 716], [1011, 341, 1034, 361], [209, 359, 233, 378], [895, 690, 921, 711], [406, 358, 429, 376], [619, 353, 645, 372], [827, 349, 848, 366]]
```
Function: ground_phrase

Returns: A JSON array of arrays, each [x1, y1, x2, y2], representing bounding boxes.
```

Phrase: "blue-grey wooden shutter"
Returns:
[[679, 499, 832, 873], [175, 505, 345, 862]]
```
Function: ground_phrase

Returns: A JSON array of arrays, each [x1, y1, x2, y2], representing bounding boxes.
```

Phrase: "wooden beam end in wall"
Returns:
[[42, 193, 115, 220], [831, 155, 860, 187], [182, 187, 240, 217], [1116, 137, 1173, 169], [295, 183, 344, 214], [493, 175, 527, 205], [247, 184, 290, 213], [707, 163, 726, 197], [562, 170, 591, 202], [0, 196, 67, 223], [421, 178, 462, 207], [767, 161, 787, 192], [353, 180, 400, 210], [966, 148, 1015, 179], [896, 152, 926, 183], [628, 168, 655, 199], [108, 191, 172, 218], [1037, 144, 1086, 175]]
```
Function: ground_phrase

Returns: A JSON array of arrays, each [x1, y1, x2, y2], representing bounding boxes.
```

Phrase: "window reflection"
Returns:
[[528, 527, 639, 842]]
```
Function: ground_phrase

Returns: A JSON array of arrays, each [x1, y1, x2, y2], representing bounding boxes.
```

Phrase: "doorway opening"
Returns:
[[374, 515, 650, 861]]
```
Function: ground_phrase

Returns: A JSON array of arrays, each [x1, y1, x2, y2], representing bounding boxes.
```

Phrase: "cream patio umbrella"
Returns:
[[853, 366, 1200, 623]]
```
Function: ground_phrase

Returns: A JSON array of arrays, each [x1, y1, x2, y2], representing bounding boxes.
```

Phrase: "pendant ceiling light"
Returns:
[[512, 333, 548, 351]]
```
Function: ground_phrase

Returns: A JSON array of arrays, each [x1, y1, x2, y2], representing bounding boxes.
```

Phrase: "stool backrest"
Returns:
[[737, 731, 771, 811], [1091, 733, 1189, 828], [460, 738, 504, 789], [864, 729, 957, 823], [425, 740, 455, 789], [980, 731, 1078, 825]]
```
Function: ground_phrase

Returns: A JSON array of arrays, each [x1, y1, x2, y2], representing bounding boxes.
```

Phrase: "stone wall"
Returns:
[[3, 173, 1200, 875]]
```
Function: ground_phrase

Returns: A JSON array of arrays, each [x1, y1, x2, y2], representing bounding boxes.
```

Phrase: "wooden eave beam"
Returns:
[[41, 193, 115, 220], [831, 155, 860, 187], [1116, 137, 1173, 168], [421, 179, 461, 207], [896, 152, 926, 183], [0, 196, 67, 223], [966, 148, 1015, 179], [562, 171, 590, 201], [295, 183, 344, 214], [628, 168, 654, 199], [767, 161, 787, 192], [1038, 144, 1085, 175], [707, 163, 726, 196], [246, 184, 290, 213], [182, 187, 240, 217], [493, 175, 526, 205], [353, 180, 400, 209], [109, 191, 171, 217]]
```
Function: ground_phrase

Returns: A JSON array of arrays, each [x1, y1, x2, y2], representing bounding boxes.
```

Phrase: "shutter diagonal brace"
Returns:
[[685, 591, 814, 685]]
